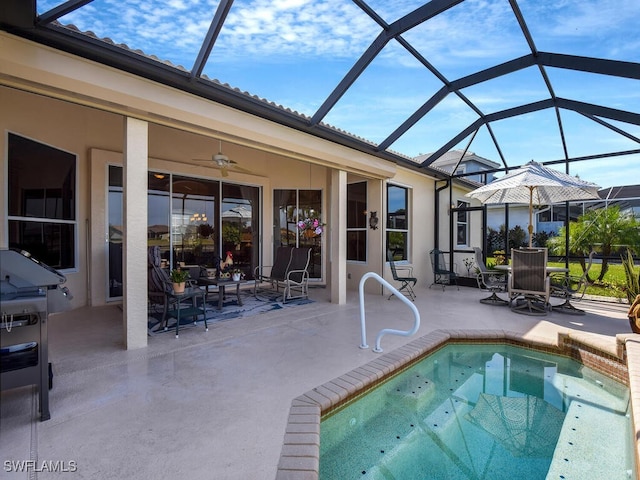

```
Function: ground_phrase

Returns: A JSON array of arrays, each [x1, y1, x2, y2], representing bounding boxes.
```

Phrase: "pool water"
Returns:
[[320, 344, 634, 480]]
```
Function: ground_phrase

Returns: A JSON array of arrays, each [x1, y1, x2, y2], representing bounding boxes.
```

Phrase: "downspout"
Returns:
[[434, 179, 450, 249]]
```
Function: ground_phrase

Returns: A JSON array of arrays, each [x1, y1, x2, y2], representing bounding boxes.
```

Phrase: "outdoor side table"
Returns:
[[197, 277, 247, 310], [164, 287, 207, 338]]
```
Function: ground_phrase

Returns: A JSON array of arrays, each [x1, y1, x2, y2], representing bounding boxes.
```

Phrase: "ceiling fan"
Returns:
[[194, 140, 250, 177]]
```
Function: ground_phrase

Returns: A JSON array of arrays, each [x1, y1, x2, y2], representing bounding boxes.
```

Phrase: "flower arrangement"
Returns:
[[297, 218, 325, 238]]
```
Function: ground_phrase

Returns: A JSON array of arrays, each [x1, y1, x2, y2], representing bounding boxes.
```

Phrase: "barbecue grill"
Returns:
[[1, 249, 72, 421]]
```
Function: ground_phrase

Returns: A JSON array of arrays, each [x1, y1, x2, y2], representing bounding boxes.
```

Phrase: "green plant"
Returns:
[[622, 248, 640, 303], [170, 268, 190, 283]]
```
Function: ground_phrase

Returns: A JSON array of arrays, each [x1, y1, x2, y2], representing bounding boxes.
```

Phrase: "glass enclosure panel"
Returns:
[[221, 183, 260, 279], [297, 190, 323, 279]]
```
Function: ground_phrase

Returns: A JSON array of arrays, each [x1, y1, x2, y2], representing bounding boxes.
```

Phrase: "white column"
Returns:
[[330, 169, 347, 304], [123, 117, 148, 349]]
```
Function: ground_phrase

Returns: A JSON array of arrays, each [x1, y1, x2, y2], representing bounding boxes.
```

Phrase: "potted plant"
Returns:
[[170, 268, 190, 294], [232, 268, 243, 282], [622, 248, 640, 332]]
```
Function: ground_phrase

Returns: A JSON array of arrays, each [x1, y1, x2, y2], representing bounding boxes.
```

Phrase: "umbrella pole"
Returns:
[[528, 186, 534, 248]]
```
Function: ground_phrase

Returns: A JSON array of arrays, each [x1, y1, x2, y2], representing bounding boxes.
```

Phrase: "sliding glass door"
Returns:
[[273, 189, 323, 280], [107, 167, 261, 300]]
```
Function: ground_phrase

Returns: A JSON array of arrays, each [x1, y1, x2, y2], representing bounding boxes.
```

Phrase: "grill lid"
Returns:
[[0, 249, 66, 289]]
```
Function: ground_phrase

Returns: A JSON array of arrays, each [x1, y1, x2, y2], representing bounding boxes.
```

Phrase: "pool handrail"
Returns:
[[358, 272, 421, 353]]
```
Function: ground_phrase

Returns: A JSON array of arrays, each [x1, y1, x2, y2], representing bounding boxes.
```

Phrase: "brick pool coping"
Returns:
[[276, 329, 640, 479]]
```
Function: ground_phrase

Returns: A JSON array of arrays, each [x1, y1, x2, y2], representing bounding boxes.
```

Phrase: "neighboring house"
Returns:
[[537, 184, 640, 236], [417, 150, 501, 185]]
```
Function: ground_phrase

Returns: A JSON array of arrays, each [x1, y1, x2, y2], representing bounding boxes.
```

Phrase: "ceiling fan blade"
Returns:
[[221, 166, 229, 177]]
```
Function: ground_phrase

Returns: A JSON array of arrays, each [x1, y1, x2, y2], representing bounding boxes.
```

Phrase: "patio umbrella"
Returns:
[[466, 161, 600, 247], [465, 393, 565, 457]]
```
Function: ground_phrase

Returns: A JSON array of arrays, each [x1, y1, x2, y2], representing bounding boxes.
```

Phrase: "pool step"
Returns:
[[547, 400, 631, 479], [388, 374, 436, 410]]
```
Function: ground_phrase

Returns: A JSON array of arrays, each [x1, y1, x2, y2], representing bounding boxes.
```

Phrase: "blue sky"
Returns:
[[38, 0, 640, 188]]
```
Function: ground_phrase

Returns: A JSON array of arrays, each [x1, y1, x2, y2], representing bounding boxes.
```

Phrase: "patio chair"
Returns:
[[281, 247, 311, 303], [254, 246, 293, 297], [549, 251, 595, 315], [473, 247, 508, 305], [254, 246, 311, 302], [508, 248, 550, 316], [387, 251, 417, 301], [147, 246, 201, 332], [429, 248, 459, 291]]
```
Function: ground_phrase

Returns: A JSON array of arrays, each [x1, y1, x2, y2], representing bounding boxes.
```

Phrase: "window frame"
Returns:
[[6, 131, 79, 272], [386, 183, 411, 262], [346, 181, 368, 263], [456, 199, 470, 247]]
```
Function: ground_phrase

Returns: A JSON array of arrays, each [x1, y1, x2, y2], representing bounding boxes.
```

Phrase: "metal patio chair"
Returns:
[[387, 250, 417, 301], [508, 248, 550, 316], [429, 248, 458, 291], [549, 251, 595, 315], [473, 247, 508, 305]]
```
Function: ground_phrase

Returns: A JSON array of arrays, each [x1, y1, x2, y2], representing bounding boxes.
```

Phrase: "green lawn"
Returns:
[[548, 261, 628, 299]]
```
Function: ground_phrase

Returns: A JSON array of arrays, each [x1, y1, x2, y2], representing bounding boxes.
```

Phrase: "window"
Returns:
[[347, 182, 367, 262], [456, 200, 470, 247], [8, 133, 76, 269], [386, 184, 409, 261]]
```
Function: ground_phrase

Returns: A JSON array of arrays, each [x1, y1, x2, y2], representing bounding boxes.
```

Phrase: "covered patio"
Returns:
[[2, 285, 637, 479]]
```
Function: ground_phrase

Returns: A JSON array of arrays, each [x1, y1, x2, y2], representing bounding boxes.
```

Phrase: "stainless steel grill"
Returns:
[[1, 249, 72, 421]]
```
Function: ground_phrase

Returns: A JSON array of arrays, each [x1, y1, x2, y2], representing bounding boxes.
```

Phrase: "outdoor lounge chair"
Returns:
[[429, 248, 458, 290], [508, 248, 550, 316], [387, 251, 417, 301], [473, 247, 508, 305], [254, 246, 311, 303], [549, 250, 595, 315]]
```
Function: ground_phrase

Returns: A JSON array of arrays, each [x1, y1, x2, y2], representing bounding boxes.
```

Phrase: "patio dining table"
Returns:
[[494, 265, 584, 313]]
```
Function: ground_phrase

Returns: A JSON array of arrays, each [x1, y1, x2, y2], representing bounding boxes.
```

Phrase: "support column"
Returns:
[[123, 117, 148, 349], [330, 169, 347, 304]]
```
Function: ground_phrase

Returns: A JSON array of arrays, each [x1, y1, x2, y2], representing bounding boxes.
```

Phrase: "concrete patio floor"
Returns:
[[0, 284, 634, 479]]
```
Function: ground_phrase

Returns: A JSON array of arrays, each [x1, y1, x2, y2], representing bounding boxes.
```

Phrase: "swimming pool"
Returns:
[[276, 330, 639, 479], [320, 343, 632, 479]]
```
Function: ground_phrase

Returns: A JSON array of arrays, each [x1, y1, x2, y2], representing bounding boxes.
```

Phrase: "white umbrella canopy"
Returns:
[[466, 161, 601, 247]]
